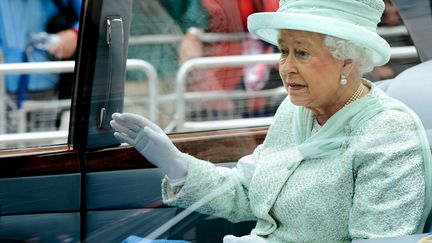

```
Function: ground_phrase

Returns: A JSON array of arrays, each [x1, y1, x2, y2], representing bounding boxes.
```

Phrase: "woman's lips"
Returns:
[[288, 83, 307, 91]]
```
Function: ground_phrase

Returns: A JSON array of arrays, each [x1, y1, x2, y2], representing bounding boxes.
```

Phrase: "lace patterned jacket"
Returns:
[[163, 85, 426, 242]]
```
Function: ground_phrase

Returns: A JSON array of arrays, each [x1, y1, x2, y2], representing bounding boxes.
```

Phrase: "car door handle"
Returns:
[[99, 16, 125, 129]]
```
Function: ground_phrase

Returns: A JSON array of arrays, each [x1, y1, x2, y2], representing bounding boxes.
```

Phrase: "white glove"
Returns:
[[223, 234, 267, 243], [110, 113, 188, 180]]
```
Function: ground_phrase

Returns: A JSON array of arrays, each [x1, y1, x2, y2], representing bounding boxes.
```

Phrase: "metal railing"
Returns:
[[377, 25, 409, 37], [0, 59, 158, 148], [0, 59, 158, 128], [0, 130, 68, 145], [171, 53, 282, 132], [129, 32, 247, 45]]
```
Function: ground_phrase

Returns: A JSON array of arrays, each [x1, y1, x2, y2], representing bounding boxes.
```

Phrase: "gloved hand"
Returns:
[[110, 113, 188, 180], [223, 234, 267, 243]]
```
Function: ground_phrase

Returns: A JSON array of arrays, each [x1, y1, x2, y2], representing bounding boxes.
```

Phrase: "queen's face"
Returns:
[[278, 29, 346, 113]]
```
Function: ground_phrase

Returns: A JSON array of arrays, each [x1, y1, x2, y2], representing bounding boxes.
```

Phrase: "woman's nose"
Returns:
[[280, 54, 297, 74]]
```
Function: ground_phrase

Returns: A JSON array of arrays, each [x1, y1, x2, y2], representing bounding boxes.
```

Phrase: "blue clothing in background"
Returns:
[[0, 0, 81, 95]]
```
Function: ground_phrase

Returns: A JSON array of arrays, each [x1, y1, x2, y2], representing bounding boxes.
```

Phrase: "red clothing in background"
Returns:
[[187, 0, 278, 111]]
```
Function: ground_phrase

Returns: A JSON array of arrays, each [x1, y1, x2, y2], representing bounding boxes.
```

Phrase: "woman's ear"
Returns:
[[341, 59, 355, 76]]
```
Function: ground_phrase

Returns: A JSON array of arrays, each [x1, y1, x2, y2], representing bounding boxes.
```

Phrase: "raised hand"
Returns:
[[110, 113, 187, 180]]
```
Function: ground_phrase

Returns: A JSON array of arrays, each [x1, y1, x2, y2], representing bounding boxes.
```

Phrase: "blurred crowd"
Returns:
[[0, 0, 81, 133], [128, 0, 281, 120], [0, 0, 81, 107]]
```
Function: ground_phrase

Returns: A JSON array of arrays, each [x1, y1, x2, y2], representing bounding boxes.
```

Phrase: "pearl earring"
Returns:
[[340, 75, 348, 85]]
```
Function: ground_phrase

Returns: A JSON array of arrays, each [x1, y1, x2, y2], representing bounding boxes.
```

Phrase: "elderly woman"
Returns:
[[111, 0, 432, 242]]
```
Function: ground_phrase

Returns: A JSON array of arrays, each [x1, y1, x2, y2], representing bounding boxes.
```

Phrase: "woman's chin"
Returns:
[[289, 96, 306, 107]]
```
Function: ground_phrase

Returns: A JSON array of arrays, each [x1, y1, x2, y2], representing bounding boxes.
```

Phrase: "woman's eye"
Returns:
[[296, 50, 310, 59], [279, 48, 288, 56], [279, 49, 289, 63]]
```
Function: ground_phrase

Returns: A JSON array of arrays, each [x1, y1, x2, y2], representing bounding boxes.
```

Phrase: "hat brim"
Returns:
[[248, 12, 391, 66]]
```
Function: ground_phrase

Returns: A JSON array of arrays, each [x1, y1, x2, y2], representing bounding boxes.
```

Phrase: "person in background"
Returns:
[[0, 0, 81, 109], [125, 0, 208, 124], [369, 0, 419, 81], [111, 0, 432, 242], [127, 0, 208, 87], [178, 0, 279, 119]]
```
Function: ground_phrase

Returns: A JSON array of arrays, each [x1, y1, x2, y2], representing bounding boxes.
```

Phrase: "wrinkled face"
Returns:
[[278, 29, 345, 111]]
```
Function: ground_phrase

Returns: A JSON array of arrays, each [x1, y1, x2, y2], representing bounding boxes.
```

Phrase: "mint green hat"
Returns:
[[247, 0, 391, 66]]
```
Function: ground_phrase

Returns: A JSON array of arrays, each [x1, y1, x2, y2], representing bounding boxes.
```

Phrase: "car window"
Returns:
[[0, 0, 421, 148]]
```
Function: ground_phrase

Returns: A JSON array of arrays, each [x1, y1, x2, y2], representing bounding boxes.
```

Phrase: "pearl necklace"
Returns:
[[344, 82, 365, 106]]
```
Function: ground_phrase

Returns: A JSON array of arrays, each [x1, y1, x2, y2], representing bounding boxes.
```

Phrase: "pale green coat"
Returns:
[[163, 83, 429, 242]]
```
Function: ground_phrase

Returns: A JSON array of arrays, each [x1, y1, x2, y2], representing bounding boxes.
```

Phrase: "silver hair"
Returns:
[[324, 35, 375, 74]]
